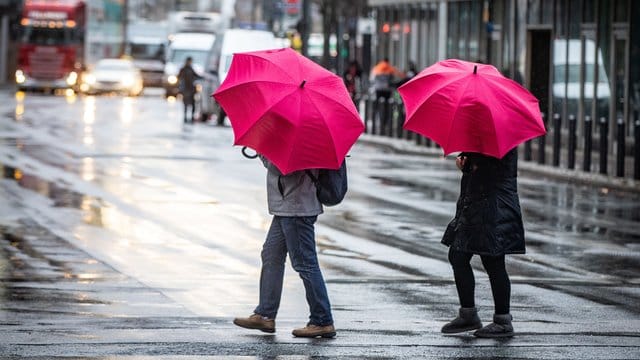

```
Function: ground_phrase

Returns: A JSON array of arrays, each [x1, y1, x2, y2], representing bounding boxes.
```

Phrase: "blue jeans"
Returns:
[[254, 215, 333, 326]]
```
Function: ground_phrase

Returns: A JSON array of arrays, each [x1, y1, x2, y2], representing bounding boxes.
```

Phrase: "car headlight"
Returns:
[[168, 75, 178, 85], [66, 71, 78, 86], [121, 76, 134, 87], [15, 70, 25, 84], [84, 74, 96, 85]]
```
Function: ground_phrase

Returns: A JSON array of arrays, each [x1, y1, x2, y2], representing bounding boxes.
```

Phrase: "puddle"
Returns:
[[2, 164, 107, 227]]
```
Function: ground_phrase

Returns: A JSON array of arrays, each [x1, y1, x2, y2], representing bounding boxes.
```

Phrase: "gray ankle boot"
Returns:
[[441, 307, 483, 334], [473, 313, 514, 338]]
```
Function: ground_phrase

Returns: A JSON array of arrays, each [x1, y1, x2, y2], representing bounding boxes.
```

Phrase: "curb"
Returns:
[[358, 134, 640, 193]]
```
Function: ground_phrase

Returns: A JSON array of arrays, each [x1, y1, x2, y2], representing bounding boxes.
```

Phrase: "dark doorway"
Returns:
[[527, 29, 552, 117], [526, 28, 552, 163]]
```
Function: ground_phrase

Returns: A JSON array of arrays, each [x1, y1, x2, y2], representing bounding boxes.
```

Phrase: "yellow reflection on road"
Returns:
[[83, 96, 95, 146], [81, 157, 95, 181], [15, 91, 25, 121], [83, 96, 95, 125], [65, 89, 76, 102], [120, 97, 133, 124]]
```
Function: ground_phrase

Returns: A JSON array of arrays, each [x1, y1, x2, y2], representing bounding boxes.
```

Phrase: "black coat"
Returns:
[[441, 149, 525, 256], [177, 64, 201, 103]]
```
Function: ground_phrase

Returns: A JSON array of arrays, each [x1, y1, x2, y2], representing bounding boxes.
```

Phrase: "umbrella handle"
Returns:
[[241, 146, 258, 159]]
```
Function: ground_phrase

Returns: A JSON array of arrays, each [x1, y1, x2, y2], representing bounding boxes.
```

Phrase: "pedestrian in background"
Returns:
[[177, 57, 201, 124], [343, 60, 363, 106], [440, 148, 524, 338], [370, 58, 402, 134], [369, 57, 402, 103], [233, 156, 336, 339]]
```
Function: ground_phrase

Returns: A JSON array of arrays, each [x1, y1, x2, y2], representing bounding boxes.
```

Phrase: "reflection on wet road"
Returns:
[[1, 89, 639, 357]]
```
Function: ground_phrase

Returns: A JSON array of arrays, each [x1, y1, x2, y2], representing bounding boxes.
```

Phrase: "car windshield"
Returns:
[[129, 42, 165, 60], [170, 50, 208, 67], [20, 26, 78, 46], [96, 62, 133, 72]]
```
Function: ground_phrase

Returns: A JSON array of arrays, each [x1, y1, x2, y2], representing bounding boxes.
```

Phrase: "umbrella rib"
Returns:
[[286, 89, 339, 171], [442, 75, 474, 153], [406, 73, 468, 119], [242, 52, 299, 83], [235, 86, 300, 171]]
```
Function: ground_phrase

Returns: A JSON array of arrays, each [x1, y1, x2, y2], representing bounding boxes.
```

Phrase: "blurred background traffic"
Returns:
[[1, 0, 365, 105], [0, 0, 639, 182]]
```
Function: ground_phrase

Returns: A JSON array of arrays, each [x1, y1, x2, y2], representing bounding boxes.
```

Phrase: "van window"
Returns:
[[171, 50, 208, 67], [554, 64, 602, 83]]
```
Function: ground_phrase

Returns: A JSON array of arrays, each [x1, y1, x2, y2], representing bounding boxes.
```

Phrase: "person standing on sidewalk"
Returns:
[[177, 57, 201, 124], [233, 156, 336, 338], [440, 148, 524, 338]]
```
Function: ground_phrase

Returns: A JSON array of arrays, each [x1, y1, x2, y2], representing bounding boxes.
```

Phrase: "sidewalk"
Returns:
[[358, 134, 640, 193]]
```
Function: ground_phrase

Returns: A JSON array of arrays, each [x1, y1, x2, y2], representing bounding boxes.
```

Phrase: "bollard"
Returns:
[[374, 97, 384, 135], [538, 113, 547, 164], [363, 95, 371, 134], [552, 113, 561, 167], [599, 116, 608, 175], [635, 113, 640, 180], [384, 97, 394, 137], [567, 115, 576, 169], [616, 117, 625, 177], [583, 115, 593, 172], [393, 99, 403, 138], [524, 140, 532, 161]]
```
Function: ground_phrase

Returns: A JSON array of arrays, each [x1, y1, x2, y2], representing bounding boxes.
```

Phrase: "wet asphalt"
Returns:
[[0, 88, 639, 359]]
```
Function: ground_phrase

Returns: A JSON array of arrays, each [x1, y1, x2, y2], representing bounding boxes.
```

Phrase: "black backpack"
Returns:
[[305, 160, 348, 206]]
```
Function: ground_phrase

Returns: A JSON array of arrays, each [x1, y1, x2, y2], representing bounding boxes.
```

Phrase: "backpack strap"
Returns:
[[305, 169, 319, 184]]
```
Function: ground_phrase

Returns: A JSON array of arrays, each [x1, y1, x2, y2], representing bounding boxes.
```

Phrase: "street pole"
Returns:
[[301, 0, 310, 57], [0, 14, 8, 84]]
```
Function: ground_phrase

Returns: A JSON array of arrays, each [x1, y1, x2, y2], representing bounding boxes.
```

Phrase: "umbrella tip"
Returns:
[[300, 80, 306, 88], [473, 65, 477, 74]]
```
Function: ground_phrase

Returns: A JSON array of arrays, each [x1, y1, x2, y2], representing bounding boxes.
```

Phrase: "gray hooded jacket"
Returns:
[[261, 157, 323, 217]]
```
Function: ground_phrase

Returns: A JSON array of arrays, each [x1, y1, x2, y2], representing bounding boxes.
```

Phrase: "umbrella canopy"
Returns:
[[398, 59, 546, 159], [212, 47, 364, 174]]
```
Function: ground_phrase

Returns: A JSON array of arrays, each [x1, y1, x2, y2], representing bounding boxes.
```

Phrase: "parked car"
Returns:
[[80, 58, 144, 96], [199, 28, 284, 123]]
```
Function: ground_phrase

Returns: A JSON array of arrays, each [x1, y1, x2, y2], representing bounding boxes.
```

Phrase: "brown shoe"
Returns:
[[292, 324, 336, 338], [233, 314, 275, 333]]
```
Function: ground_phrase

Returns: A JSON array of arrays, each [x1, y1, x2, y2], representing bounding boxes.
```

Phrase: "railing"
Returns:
[[359, 94, 640, 180]]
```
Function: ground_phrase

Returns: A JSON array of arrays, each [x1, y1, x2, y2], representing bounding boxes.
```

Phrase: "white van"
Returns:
[[199, 29, 284, 122], [553, 39, 610, 117], [162, 32, 216, 97]]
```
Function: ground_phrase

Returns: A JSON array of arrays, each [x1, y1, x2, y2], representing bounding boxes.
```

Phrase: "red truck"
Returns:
[[15, 0, 124, 93]]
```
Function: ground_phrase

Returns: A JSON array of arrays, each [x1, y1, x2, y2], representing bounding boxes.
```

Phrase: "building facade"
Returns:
[[367, 0, 640, 180]]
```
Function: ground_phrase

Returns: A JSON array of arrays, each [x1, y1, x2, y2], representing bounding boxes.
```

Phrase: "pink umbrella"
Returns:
[[398, 59, 546, 159], [212, 48, 364, 174]]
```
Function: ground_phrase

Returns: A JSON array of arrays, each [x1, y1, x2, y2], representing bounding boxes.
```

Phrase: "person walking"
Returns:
[[177, 57, 201, 124], [233, 156, 336, 338], [370, 57, 402, 102], [440, 148, 524, 338], [369, 58, 402, 134]]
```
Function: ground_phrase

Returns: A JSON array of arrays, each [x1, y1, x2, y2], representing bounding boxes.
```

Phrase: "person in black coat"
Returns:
[[177, 57, 202, 123], [440, 148, 524, 338]]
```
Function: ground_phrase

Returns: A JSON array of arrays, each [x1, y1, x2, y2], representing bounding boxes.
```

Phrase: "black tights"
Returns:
[[448, 248, 511, 315]]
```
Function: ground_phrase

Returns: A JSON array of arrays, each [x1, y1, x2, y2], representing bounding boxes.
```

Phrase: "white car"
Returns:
[[81, 58, 144, 96]]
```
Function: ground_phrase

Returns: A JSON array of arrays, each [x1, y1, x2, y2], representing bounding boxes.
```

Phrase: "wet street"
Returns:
[[1, 87, 639, 359]]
